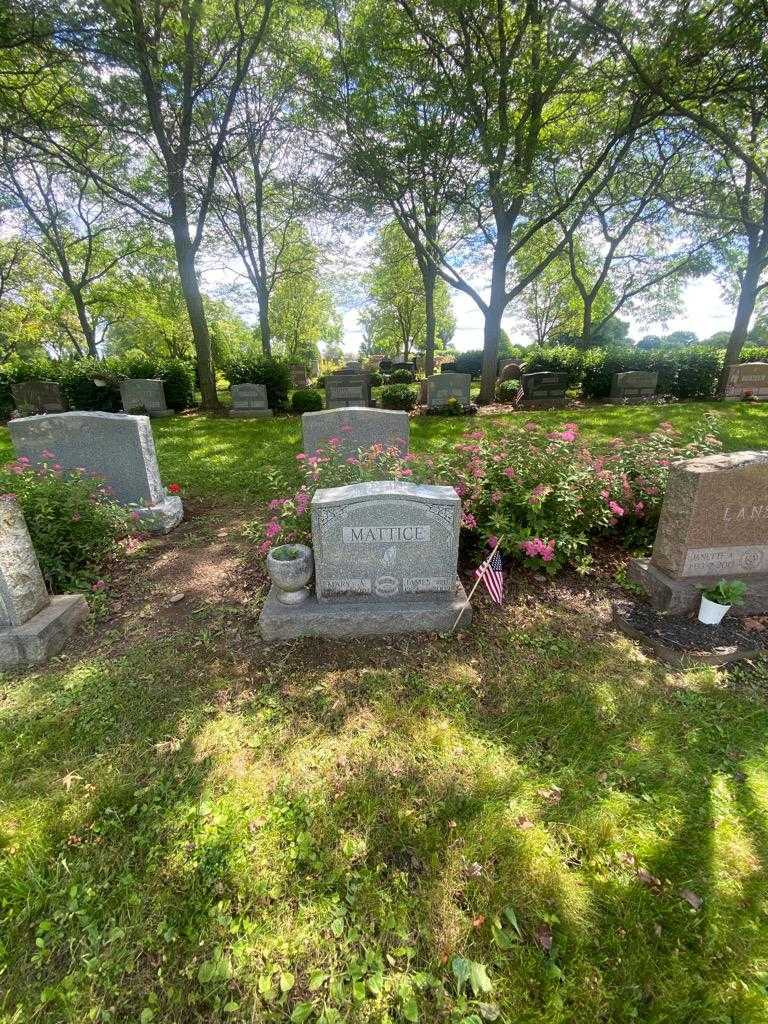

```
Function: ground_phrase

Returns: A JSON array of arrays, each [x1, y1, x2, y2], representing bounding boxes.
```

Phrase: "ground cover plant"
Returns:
[[1, 403, 768, 1023]]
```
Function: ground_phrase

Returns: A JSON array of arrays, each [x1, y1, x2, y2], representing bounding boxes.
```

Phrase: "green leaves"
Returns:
[[451, 956, 493, 998]]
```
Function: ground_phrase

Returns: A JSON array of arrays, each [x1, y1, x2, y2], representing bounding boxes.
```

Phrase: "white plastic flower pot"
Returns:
[[698, 595, 730, 626]]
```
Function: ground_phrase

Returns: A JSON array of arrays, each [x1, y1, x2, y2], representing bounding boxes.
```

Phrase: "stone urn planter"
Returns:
[[267, 544, 314, 605]]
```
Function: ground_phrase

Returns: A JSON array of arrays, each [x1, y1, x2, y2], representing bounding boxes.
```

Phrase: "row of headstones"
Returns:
[[12, 378, 173, 418], [1, 409, 184, 668]]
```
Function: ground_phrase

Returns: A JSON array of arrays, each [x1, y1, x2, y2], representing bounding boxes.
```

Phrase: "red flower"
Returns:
[[168, 483, 182, 495]]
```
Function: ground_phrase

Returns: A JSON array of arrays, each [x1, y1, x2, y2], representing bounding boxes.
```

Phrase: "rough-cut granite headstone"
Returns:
[[229, 383, 272, 418], [302, 408, 409, 457], [426, 372, 472, 409], [521, 372, 568, 405], [0, 495, 88, 667], [630, 450, 768, 614], [120, 378, 172, 417], [610, 370, 658, 403], [259, 480, 471, 638], [325, 374, 370, 409], [11, 380, 66, 414], [290, 364, 309, 388], [724, 362, 768, 400], [9, 411, 183, 534]]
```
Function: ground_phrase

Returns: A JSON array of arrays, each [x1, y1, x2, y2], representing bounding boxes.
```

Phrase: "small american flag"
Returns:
[[475, 543, 504, 605]]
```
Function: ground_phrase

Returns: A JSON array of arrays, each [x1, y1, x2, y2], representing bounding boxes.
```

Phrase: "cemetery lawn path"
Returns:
[[1, 402, 768, 1023]]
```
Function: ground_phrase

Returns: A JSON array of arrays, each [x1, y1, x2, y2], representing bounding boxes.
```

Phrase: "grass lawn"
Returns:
[[1, 402, 768, 1023]]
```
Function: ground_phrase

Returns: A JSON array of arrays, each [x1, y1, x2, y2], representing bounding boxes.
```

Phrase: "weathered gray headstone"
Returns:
[[120, 378, 172, 417], [498, 362, 523, 384], [325, 374, 371, 409], [11, 380, 66, 415], [521, 372, 568, 406], [229, 383, 273, 418], [9, 411, 183, 534], [259, 480, 471, 638], [724, 362, 768, 400], [630, 450, 768, 614], [290, 364, 309, 388], [426, 372, 472, 409], [302, 408, 409, 457], [610, 370, 658, 403], [0, 495, 88, 667]]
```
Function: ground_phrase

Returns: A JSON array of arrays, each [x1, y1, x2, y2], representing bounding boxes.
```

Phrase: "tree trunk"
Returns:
[[257, 284, 271, 356], [423, 263, 437, 377], [71, 286, 98, 358], [717, 246, 764, 397], [479, 224, 510, 404], [171, 217, 220, 411], [580, 297, 594, 350]]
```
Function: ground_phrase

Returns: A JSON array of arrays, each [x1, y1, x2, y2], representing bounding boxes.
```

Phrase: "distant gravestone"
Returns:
[[342, 361, 363, 373], [120, 379, 172, 417], [724, 362, 768, 400], [440, 362, 458, 373], [9, 411, 183, 534], [610, 371, 658, 403], [259, 480, 470, 638], [521, 372, 568, 406], [630, 450, 768, 614], [0, 495, 88, 667], [229, 383, 272, 418], [392, 361, 417, 374], [11, 380, 66, 415], [290, 365, 309, 388], [325, 374, 371, 409], [426, 372, 472, 409], [498, 362, 523, 384], [302, 408, 409, 457]]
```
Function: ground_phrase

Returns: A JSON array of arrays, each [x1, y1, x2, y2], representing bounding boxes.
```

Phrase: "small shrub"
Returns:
[[1, 455, 131, 591], [389, 368, 415, 383], [224, 355, 291, 411], [157, 359, 195, 410], [368, 371, 383, 387], [495, 379, 522, 402], [291, 388, 323, 413], [380, 383, 417, 410]]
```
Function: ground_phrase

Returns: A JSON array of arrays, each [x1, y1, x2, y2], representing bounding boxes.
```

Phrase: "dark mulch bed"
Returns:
[[612, 597, 767, 667]]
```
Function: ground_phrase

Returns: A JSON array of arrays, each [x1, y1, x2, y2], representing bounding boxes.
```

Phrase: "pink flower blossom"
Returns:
[[328, 436, 341, 448], [608, 501, 625, 517], [503, 466, 516, 478], [462, 512, 477, 528], [634, 501, 645, 515], [346, 456, 359, 465], [600, 490, 609, 499], [259, 540, 271, 555], [17, 455, 30, 464], [296, 453, 307, 461], [520, 537, 556, 562], [91, 579, 106, 592], [524, 422, 538, 432], [491, 491, 503, 502], [454, 483, 467, 496], [268, 498, 285, 510], [529, 484, 552, 505], [265, 519, 281, 539], [400, 468, 413, 477]]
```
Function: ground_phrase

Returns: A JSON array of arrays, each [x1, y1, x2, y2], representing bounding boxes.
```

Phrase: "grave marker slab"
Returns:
[[290, 364, 309, 388], [229, 383, 273, 418], [724, 362, 768, 400], [9, 411, 183, 534], [120, 378, 172, 417], [302, 408, 409, 457], [11, 380, 66, 415], [0, 495, 88, 667], [610, 370, 658, 403], [630, 450, 768, 614], [426, 372, 472, 409], [521, 372, 568, 406], [259, 480, 471, 638], [325, 374, 371, 409]]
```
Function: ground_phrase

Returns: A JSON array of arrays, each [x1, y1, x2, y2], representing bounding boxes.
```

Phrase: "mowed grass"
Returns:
[[1, 401, 768, 1023]]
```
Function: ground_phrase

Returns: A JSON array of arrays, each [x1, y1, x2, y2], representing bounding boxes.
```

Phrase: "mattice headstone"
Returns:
[[325, 373, 371, 409], [302, 408, 409, 457], [229, 383, 273, 418], [9, 411, 183, 534], [259, 480, 471, 638], [0, 495, 88, 667], [521, 372, 568, 406], [426, 372, 471, 409], [11, 380, 65, 415], [610, 370, 658, 403], [120, 378, 172, 418], [630, 450, 768, 614], [724, 362, 768, 400]]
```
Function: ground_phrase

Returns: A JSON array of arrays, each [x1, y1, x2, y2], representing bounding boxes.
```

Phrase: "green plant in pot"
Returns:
[[698, 579, 747, 625], [266, 543, 314, 605]]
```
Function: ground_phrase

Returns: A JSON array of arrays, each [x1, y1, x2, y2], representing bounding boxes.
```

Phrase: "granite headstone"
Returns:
[[11, 380, 66, 415], [120, 378, 172, 417], [302, 407, 409, 457], [724, 363, 768, 400], [521, 372, 568, 406], [229, 383, 273, 418], [325, 374, 371, 409], [9, 411, 183, 534], [630, 450, 768, 614], [610, 371, 658, 403], [426, 372, 472, 409]]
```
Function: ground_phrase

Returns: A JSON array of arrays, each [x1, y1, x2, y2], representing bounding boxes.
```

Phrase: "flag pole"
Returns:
[[451, 535, 504, 632]]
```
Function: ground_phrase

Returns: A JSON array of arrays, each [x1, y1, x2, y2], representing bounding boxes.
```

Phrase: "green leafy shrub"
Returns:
[[380, 383, 417, 410], [224, 355, 291, 411], [291, 388, 323, 413], [673, 348, 723, 399], [1, 455, 131, 591], [701, 579, 747, 606], [59, 358, 122, 411], [523, 346, 585, 388], [389, 368, 415, 383], [495, 379, 522, 402], [368, 370, 383, 387], [157, 359, 195, 410], [453, 350, 483, 377]]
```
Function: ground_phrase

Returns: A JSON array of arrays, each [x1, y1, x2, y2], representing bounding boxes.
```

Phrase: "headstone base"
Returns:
[[229, 409, 273, 418], [147, 409, 174, 418], [629, 557, 768, 616], [0, 594, 89, 668], [259, 581, 472, 640], [516, 398, 567, 410], [131, 495, 184, 535]]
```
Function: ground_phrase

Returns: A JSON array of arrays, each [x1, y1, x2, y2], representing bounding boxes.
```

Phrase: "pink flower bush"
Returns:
[[520, 537, 556, 562]]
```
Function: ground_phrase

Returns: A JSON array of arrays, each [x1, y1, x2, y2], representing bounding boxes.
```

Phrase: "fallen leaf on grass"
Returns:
[[533, 923, 553, 951], [472, 915, 486, 928], [60, 771, 82, 791], [153, 737, 181, 756], [536, 785, 562, 804], [744, 617, 767, 631], [514, 815, 535, 830], [618, 851, 636, 867], [637, 867, 662, 891], [680, 888, 702, 910]]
